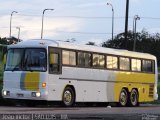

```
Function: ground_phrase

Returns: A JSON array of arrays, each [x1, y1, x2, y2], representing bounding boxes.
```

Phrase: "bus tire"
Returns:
[[129, 89, 139, 107], [62, 87, 75, 107], [119, 88, 128, 107]]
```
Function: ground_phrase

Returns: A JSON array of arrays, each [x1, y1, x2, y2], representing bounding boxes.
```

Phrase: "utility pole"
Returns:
[[133, 15, 140, 51], [10, 11, 18, 38], [16, 27, 20, 42], [107, 3, 114, 41], [125, 0, 129, 49]]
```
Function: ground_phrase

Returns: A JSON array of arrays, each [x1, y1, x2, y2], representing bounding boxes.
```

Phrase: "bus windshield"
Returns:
[[5, 48, 47, 72]]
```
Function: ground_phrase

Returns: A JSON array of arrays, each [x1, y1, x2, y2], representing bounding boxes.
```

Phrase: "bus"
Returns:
[[2, 39, 158, 107]]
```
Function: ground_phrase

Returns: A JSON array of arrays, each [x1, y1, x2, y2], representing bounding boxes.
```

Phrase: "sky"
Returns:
[[0, 0, 160, 45]]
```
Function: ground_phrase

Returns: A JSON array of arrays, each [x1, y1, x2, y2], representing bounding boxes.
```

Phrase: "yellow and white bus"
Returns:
[[2, 39, 158, 107]]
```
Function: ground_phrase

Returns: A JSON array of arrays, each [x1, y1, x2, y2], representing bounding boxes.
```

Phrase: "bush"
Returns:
[[0, 61, 3, 83], [158, 82, 160, 100]]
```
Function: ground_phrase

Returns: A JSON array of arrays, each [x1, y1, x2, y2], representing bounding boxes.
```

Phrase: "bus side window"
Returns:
[[49, 53, 60, 74], [49, 47, 62, 74], [142, 60, 153, 73]]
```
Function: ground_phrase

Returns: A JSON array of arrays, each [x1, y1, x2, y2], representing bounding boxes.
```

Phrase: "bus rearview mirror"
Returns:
[[3, 54, 6, 64]]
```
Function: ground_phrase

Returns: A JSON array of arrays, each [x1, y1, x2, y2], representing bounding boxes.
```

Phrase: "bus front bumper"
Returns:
[[2, 89, 48, 100]]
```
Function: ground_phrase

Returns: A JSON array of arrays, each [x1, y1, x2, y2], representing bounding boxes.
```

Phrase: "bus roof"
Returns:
[[8, 39, 156, 60]]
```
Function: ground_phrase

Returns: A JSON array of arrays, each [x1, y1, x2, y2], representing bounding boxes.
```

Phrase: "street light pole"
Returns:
[[10, 11, 18, 38], [133, 15, 140, 51], [41, 9, 54, 39], [16, 27, 20, 42], [107, 3, 114, 41]]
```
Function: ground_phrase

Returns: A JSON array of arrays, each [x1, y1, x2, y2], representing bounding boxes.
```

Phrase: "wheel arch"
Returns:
[[122, 87, 139, 97], [62, 85, 76, 101], [122, 87, 129, 93]]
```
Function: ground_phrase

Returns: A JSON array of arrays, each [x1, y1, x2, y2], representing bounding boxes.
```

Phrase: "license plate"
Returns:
[[17, 93, 24, 97]]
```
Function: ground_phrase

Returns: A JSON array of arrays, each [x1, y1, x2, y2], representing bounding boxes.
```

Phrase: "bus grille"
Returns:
[[149, 84, 154, 98]]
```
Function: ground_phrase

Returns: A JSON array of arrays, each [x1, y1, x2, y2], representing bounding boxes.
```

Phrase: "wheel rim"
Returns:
[[63, 90, 72, 105], [131, 91, 137, 106], [120, 90, 127, 106]]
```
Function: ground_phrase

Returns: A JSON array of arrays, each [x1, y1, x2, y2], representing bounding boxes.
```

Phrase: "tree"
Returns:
[[0, 37, 8, 45], [102, 31, 136, 50], [0, 37, 21, 45], [86, 42, 96, 46]]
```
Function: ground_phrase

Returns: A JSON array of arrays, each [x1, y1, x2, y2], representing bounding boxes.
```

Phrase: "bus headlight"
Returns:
[[32, 92, 41, 97], [3, 90, 10, 96], [36, 92, 41, 97], [3, 91, 7, 96]]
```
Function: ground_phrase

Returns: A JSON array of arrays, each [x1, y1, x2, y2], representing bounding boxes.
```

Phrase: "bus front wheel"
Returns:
[[62, 87, 75, 107], [119, 88, 128, 107]]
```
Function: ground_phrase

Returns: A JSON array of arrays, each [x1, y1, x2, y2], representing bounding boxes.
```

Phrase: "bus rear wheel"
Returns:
[[129, 89, 139, 107], [119, 89, 128, 107], [62, 87, 75, 107]]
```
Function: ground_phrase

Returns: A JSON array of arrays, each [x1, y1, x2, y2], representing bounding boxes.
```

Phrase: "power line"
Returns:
[[141, 17, 160, 20], [52, 31, 117, 35], [17, 14, 125, 19], [0, 14, 123, 19], [12, 15, 160, 20], [2, 14, 160, 20], [0, 14, 131, 19], [12, 14, 160, 20]]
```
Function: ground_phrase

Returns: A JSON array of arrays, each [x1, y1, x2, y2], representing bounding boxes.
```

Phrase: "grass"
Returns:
[[157, 82, 160, 100]]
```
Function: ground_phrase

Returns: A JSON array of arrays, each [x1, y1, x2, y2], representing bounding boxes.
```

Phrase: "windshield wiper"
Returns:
[[28, 67, 33, 72], [12, 64, 20, 72]]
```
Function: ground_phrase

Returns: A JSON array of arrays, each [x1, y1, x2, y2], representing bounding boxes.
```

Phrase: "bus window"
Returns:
[[5, 49, 24, 71], [49, 53, 59, 73], [24, 49, 46, 71], [49, 48, 62, 74], [106, 56, 118, 69], [120, 57, 130, 71], [62, 50, 76, 66], [142, 60, 153, 73], [93, 54, 105, 68], [131, 59, 141, 72], [78, 52, 91, 67]]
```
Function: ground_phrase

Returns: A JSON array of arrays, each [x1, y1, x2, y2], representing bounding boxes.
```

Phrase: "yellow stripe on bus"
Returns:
[[24, 72, 40, 91], [114, 72, 155, 102], [116, 72, 155, 83]]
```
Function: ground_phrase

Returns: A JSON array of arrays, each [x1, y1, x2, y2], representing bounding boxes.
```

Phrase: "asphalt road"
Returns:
[[0, 104, 160, 120]]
